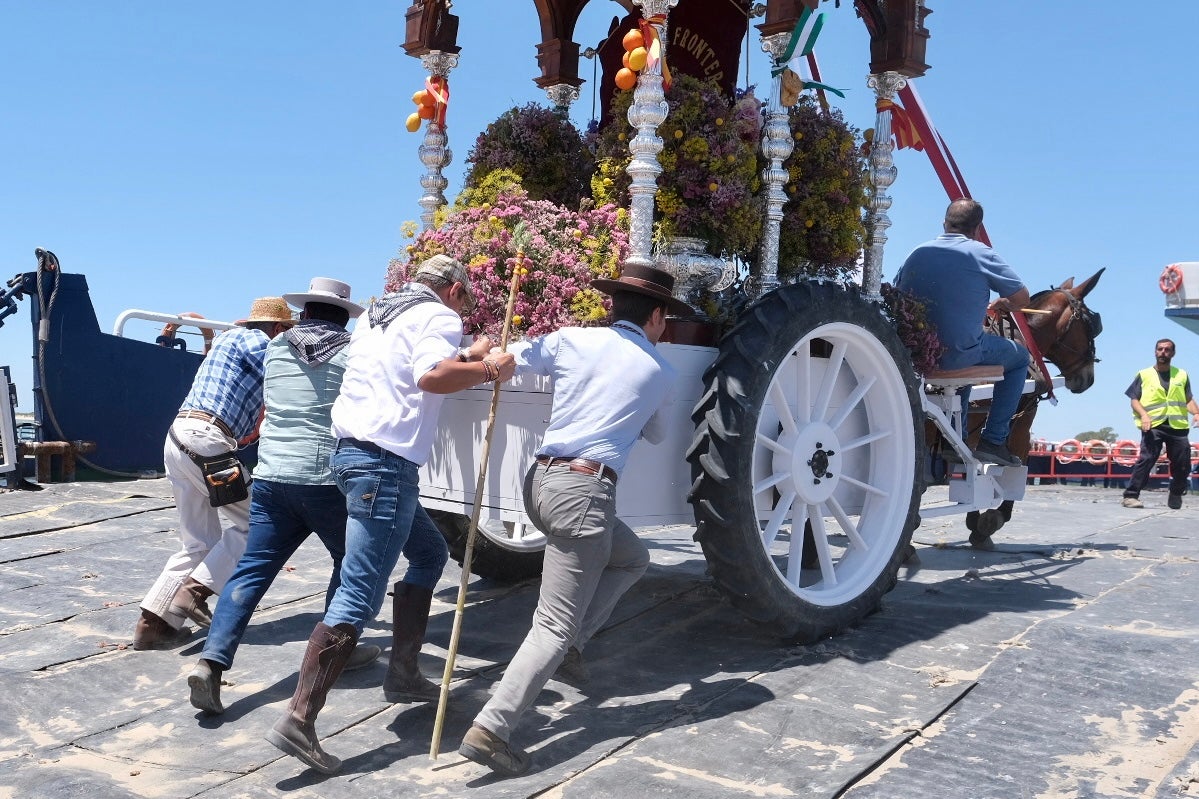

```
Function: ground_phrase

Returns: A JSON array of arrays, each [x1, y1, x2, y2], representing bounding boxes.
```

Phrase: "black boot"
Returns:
[[266, 622, 358, 774], [383, 582, 440, 703]]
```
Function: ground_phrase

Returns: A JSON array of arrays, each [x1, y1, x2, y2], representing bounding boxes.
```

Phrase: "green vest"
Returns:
[[1135, 366, 1189, 430]]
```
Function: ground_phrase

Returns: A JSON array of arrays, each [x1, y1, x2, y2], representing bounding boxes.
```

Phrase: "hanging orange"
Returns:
[[628, 46, 648, 71], [417, 103, 435, 120], [614, 68, 637, 91], [622, 28, 644, 52], [622, 51, 631, 69], [405, 112, 421, 132]]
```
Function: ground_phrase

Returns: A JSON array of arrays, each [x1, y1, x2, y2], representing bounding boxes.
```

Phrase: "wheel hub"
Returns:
[[775, 421, 841, 504]]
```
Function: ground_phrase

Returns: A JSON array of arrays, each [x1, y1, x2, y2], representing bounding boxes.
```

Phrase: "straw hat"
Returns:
[[238, 297, 296, 327], [591, 264, 693, 316], [283, 277, 365, 317]]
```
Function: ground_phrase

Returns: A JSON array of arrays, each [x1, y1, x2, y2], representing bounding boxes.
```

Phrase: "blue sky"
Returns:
[[2, 1, 1197, 444]]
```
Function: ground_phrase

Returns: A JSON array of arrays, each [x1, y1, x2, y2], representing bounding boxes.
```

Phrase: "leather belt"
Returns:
[[176, 409, 235, 439], [535, 455, 617, 484]]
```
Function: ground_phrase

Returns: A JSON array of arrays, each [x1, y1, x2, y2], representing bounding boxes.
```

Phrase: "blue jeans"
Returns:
[[324, 438, 448, 633], [947, 334, 1029, 446], [201, 480, 348, 670]]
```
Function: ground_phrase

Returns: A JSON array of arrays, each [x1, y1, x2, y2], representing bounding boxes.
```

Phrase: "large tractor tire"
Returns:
[[688, 281, 924, 642], [428, 509, 544, 582]]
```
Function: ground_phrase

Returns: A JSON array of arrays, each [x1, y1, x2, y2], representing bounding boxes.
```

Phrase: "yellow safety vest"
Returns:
[[1135, 366, 1189, 430]]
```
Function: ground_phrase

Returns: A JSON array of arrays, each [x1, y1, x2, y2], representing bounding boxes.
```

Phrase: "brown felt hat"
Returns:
[[591, 263, 693, 317]]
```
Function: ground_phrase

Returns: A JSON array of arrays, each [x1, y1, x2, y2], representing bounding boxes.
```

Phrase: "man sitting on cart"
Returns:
[[895, 198, 1030, 467]]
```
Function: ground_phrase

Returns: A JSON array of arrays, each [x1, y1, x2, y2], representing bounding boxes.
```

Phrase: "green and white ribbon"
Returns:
[[772, 7, 845, 98]]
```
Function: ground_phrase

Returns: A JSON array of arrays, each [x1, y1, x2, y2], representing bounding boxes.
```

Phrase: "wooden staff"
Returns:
[[430, 235, 526, 759]]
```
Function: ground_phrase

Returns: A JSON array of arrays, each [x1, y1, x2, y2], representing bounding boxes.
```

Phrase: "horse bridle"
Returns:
[[1028, 287, 1102, 373]]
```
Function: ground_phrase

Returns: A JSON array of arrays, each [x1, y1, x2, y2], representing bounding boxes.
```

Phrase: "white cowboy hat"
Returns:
[[283, 277, 365, 317]]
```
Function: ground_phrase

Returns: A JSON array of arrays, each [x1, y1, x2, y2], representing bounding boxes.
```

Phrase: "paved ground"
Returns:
[[1, 478, 1197, 798]]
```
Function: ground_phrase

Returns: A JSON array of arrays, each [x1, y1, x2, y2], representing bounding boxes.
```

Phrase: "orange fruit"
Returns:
[[622, 51, 631, 69], [614, 68, 637, 91], [405, 112, 421, 132], [628, 46, 647, 71], [623, 28, 644, 52], [412, 90, 426, 105], [417, 103, 435, 120]]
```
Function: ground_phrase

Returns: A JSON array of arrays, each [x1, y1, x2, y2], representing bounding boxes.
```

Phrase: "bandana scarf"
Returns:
[[283, 319, 353, 365], [367, 283, 440, 331]]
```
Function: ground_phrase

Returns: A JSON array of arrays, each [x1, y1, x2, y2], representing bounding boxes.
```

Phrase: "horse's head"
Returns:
[[1025, 268, 1104, 393]]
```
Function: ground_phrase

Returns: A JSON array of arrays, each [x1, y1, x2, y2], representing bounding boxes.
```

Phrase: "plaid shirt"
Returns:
[[179, 327, 271, 440]]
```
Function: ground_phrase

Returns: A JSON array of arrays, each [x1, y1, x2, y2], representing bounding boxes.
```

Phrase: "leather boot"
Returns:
[[383, 582, 439, 703], [266, 622, 358, 774], [168, 577, 215, 628], [132, 609, 190, 651]]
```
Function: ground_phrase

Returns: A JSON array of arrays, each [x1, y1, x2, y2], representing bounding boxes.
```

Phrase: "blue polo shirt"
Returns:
[[179, 326, 270, 439], [895, 234, 1025, 370]]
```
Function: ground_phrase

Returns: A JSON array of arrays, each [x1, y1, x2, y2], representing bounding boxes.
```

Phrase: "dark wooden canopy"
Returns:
[[402, 0, 929, 90]]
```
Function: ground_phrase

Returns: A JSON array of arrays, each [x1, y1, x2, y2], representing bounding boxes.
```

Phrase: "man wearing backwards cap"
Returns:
[[188, 277, 420, 714], [459, 263, 690, 777], [267, 255, 516, 774], [134, 297, 295, 650]]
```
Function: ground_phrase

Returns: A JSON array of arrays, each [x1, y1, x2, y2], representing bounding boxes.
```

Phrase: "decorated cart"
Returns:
[[394, 0, 1084, 641]]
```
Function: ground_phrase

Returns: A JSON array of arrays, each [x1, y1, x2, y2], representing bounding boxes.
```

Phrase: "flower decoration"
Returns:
[[880, 282, 946, 375], [774, 97, 868, 281], [463, 103, 595, 209], [390, 184, 628, 340], [593, 73, 763, 259]]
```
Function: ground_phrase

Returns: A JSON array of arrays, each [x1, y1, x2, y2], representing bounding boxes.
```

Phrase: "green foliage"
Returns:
[[1074, 427, 1117, 443]]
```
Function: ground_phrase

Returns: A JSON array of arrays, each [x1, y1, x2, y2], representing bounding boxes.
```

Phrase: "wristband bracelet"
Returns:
[[480, 359, 497, 383]]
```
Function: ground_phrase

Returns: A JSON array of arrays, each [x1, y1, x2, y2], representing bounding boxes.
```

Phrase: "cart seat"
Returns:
[[924, 365, 1005, 390]]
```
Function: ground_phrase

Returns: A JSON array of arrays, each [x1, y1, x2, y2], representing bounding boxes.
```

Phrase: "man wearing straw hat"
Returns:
[[458, 263, 690, 777], [187, 277, 405, 714], [267, 255, 516, 774], [134, 297, 295, 650]]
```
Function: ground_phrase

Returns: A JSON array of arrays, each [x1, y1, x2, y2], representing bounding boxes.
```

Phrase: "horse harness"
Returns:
[[1026, 287, 1102, 374]]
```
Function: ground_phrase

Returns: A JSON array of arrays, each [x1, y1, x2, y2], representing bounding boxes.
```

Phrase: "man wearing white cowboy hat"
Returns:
[[188, 277, 446, 714], [135, 296, 296, 650], [459, 263, 691, 777], [267, 255, 516, 774]]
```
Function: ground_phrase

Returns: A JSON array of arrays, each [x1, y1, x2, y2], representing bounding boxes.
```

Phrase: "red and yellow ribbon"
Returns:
[[637, 14, 672, 91], [426, 75, 450, 127], [877, 99, 923, 152]]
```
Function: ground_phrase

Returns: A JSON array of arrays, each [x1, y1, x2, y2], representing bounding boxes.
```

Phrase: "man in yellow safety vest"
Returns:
[[1122, 338, 1199, 509]]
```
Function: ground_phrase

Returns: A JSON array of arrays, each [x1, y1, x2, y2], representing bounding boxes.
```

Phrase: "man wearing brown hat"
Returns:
[[134, 297, 295, 650], [459, 263, 690, 777], [267, 255, 516, 774]]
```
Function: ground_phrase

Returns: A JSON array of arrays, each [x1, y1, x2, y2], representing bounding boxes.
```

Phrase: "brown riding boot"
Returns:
[[266, 622, 358, 774], [383, 582, 440, 703], [168, 576, 216, 628], [132, 609, 191, 651]]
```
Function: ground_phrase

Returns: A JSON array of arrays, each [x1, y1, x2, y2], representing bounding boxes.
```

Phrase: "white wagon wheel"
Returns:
[[688, 281, 924, 641]]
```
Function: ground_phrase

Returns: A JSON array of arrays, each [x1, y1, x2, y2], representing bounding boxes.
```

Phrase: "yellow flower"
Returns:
[[794, 132, 804, 140], [715, 117, 724, 126], [673, 129, 683, 139], [708, 182, 719, 192], [618, 132, 626, 141], [805, 219, 815, 228], [512, 315, 523, 326]]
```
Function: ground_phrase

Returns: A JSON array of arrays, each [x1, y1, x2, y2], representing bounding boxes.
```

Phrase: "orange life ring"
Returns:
[[1083, 439, 1109, 465], [1160, 264, 1183, 294], [1111, 440, 1139, 467], [161, 312, 215, 355], [1055, 439, 1082, 464]]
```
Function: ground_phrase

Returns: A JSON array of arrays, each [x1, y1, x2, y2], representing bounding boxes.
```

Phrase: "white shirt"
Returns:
[[511, 322, 676, 476], [330, 286, 460, 465]]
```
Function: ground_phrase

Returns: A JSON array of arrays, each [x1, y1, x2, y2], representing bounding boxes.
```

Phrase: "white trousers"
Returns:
[[140, 418, 250, 628]]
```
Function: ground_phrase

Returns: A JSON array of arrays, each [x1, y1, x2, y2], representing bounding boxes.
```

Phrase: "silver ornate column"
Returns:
[[624, 1, 678, 269], [544, 83, 580, 116], [754, 32, 795, 298], [417, 51, 459, 232], [862, 71, 907, 302]]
